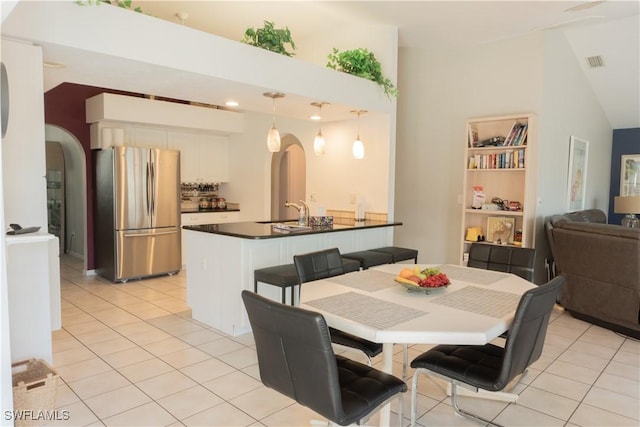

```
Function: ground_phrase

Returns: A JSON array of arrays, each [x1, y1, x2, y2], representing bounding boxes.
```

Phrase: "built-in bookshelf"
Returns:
[[460, 114, 537, 265]]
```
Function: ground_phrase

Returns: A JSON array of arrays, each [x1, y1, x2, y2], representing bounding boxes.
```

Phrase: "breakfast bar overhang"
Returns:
[[183, 220, 401, 336]]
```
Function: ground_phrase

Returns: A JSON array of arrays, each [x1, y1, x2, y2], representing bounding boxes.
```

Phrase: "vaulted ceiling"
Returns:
[[138, 1, 640, 129]]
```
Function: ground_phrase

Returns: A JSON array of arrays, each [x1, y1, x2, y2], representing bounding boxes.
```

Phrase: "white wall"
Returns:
[[1, 37, 47, 423], [395, 29, 613, 283], [225, 110, 391, 221], [395, 34, 544, 267], [2, 39, 47, 228], [533, 29, 613, 282]]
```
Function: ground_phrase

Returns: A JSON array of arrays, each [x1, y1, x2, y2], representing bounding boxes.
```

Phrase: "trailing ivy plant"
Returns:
[[242, 21, 296, 57], [76, 0, 143, 13], [326, 48, 398, 98]]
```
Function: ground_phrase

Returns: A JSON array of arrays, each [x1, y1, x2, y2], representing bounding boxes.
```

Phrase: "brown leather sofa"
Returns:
[[545, 209, 640, 338]]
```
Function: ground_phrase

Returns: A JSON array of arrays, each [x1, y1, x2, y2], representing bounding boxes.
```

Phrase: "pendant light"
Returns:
[[351, 109, 367, 160], [310, 102, 329, 156], [264, 92, 285, 152]]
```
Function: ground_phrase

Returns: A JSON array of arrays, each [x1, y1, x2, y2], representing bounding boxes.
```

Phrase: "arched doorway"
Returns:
[[44, 125, 87, 269], [270, 134, 306, 221]]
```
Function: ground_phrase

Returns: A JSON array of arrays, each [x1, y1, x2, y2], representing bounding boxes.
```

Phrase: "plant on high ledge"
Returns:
[[326, 48, 398, 98], [76, 0, 144, 13], [242, 21, 296, 57]]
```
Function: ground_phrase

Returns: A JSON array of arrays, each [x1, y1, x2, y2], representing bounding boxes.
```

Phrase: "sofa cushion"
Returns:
[[544, 209, 608, 278]]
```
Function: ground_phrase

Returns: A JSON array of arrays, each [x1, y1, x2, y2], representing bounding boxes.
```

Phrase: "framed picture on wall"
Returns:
[[620, 154, 640, 196], [566, 136, 589, 211]]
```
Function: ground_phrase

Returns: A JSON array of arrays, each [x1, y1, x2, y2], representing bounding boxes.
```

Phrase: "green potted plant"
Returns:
[[242, 21, 296, 57], [326, 48, 398, 98]]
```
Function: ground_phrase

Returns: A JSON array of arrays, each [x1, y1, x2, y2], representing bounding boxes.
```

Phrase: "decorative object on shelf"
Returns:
[[310, 102, 328, 156], [514, 229, 523, 246], [465, 227, 483, 242], [242, 21, 296, 57], [351, 109, 367, 159], [471, 186, 485, 209], [508, 201, 522, 211], [326, 48, 398, 98], [474, 136, 505, 147], [264, 92, 285, 152], [614, 195, 640, 228], [620, 154, 640, 196], [566, 136, 589, 211], [75, 0, 144, 13], [487, 217, 514, 244]]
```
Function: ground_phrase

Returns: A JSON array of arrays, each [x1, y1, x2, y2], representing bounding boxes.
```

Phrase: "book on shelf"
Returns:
[[468, 149, 525, 170], [503, 121, 519, 146], [468, 124, 479, 147], [514, 123, 528, 146]]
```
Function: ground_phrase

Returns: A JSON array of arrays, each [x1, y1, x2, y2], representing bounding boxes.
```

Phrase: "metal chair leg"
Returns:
[[410, 367, 423, 427], [450, 382, 504, 427]]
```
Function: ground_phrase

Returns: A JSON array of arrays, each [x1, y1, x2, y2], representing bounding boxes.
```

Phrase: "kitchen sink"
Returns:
[[256, 220, 301, 225]]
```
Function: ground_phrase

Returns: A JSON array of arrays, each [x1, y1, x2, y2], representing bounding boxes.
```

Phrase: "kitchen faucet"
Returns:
[[285, 200, 309, 226]]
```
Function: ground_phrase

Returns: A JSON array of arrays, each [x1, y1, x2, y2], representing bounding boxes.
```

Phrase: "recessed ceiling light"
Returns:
[[310, 114, 321, 120], [225, 100, 239, 107]]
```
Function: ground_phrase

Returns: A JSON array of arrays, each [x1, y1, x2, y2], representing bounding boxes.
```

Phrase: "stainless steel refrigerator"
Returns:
[[95, 146, 181, 282]]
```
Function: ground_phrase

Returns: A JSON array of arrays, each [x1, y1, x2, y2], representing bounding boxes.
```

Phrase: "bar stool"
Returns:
[[254, 264, 299, 305], [341, 250, 393, 270], [254, 257, 363, 305], [370, 246, 419, 264], [341, 257, 362, 273]]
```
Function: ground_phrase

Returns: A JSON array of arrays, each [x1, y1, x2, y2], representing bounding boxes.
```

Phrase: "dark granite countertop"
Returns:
[[183, 220, 402, 240]]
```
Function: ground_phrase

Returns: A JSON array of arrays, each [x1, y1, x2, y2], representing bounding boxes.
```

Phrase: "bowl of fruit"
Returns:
[[394, 266, 451, 294]]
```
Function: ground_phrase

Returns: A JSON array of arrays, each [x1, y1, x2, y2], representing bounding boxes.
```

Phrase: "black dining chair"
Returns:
[[467, 243, 536, 282], [293, 248, 383, 365], [241, 290, 407, 426], [409, 276, 564, 427]]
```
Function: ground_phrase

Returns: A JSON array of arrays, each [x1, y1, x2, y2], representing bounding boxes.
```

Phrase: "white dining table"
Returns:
[[299, 263, 536, 426]]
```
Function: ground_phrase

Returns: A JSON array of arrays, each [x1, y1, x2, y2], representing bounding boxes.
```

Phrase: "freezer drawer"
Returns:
[[115, 227, 181, 281]]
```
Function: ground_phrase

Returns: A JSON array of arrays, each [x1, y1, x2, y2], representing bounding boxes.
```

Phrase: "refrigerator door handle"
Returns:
[[146, 161, 152, 218], [149, 151, 156, 226], [123, 230, 178, 238]]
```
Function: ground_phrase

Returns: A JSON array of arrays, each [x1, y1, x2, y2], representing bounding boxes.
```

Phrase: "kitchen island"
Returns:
[[183, 219, 401, 336]]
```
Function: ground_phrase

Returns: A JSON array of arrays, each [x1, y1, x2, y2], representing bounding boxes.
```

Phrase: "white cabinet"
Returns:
[[90, 122, 168, 149], [460, 114, 537, 264], [6, 233, 61, 365], [168, 131, 229, 183]]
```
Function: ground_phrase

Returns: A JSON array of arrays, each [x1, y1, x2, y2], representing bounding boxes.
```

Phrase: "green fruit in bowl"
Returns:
[[420, 267, 441, 277]]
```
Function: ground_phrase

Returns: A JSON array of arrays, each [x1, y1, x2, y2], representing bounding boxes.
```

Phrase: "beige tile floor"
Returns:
[[51, 255, 639, 426]]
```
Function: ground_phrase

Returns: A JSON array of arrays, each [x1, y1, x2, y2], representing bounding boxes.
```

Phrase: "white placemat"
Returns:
[[306, 291, 427, 329], [430, 286, 521, 318], [437, 264, 508, 285], [327, 270, 397, 292]]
